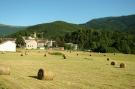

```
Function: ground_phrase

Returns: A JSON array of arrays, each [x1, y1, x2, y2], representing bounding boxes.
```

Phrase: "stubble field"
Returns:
[[0, 50, 135, 89]]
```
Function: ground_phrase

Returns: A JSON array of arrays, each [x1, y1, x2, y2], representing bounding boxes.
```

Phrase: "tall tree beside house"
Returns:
[[15, 36, 25, 48]]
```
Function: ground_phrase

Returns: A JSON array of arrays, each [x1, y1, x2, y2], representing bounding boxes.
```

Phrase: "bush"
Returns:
[[106, 47, 119, 53]]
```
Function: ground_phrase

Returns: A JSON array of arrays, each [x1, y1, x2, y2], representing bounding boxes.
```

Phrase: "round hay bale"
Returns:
[[111, 61, 115, 65], [37, 69, 55, 80], [107, 58, 109, 61], [120, 63, 125, 68], [63, 54, 66, 59], [37, 68, 44, 80], [77, 53, 78, 56], [0, 65, 10, 75], [44, 54, 47, 57], [1, 52, 6, 54], [20, 54, 23, 56], [90, 54, 91, 56], [104, 54, 106, 56], [44, 71, 55, 80], [25, 51, 28, 55]]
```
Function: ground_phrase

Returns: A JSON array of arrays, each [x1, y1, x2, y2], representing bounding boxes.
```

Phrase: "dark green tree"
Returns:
[[15, 36, 25, 48]]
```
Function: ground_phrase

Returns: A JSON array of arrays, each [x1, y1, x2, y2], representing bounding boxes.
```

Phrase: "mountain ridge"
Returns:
[[83, 14, 135, 33], [0, 14, 135, 37]]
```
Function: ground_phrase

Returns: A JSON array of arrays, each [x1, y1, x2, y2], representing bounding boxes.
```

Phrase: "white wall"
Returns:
[[25, 40, 37, 49], [0, 41, 16, 52]]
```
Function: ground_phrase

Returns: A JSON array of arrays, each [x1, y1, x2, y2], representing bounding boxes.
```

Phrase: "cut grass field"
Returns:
[[0, 50, 135, 89]]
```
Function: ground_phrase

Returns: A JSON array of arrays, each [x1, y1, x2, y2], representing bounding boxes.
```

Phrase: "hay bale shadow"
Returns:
[[28, 76, 38, 79], [114, 66, 120, 68], [84, 58, 93, 61]]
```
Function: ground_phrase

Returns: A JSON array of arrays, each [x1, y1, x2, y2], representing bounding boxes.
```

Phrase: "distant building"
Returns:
[[24, 36, 55, 49], [25, 39, 37, 49], [46, 40, 55, 47], [65, 43, 78, 50], [37, 40, 46, 49], [0, 41, 16, 52]]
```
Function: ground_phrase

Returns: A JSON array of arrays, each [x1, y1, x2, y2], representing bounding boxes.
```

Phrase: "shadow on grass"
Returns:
[[114, 66, 122, 68], [28, 76, 38, 79], [114, 66, 120, 68]]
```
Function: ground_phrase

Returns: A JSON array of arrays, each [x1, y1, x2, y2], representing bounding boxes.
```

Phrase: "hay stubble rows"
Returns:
[[0, 50, 135, 89]]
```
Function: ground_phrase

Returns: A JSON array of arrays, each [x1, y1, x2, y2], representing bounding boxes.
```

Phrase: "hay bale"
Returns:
[[37, 69, 55, 80], [77, 53, 78, 56], [107, 58, 109, 61], [44, 54, 47, 57], [44, 71, 55, 80], [0, 65, 10, 75], [90, 54, 91, 56], [20, 53, 23, 56], [111, 61, 115, 65], [25, 51, 28, 55], [1, 52, 6, 54], [63, 54, 66, 59], [37, 69, 44, 80], [120, 63, 125, 68]]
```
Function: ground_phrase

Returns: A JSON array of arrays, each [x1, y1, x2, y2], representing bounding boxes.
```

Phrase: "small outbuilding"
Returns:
[[0, 41, 16, 52]]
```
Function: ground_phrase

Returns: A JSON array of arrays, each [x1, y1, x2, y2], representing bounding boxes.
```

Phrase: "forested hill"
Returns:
[[83, 14, 135, 34], [8, 14, 135, 39], [0, 24, 26, 36], [10, 21, 82, 39]]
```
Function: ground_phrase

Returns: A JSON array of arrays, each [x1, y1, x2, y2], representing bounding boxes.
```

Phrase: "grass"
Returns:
[[0, 50, 135, 89]]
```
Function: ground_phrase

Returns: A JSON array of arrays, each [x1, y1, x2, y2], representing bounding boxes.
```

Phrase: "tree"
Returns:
[[15, 36, 25, 48]]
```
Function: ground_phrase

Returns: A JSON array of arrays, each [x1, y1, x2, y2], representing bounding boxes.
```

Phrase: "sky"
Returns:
[[0, 0, 135, 26]]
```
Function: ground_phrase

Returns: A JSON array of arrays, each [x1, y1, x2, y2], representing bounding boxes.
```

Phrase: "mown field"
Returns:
[[0, 50, 135, 89]]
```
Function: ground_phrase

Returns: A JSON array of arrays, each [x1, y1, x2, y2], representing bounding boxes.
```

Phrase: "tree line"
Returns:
[[64, 29, 135, 54]]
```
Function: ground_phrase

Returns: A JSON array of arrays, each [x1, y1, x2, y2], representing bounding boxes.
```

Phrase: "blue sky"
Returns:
[[0, 0, 135, 26]]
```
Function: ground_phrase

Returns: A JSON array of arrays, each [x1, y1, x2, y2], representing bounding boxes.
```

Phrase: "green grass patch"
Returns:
[[48, 52, 64, 56]]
